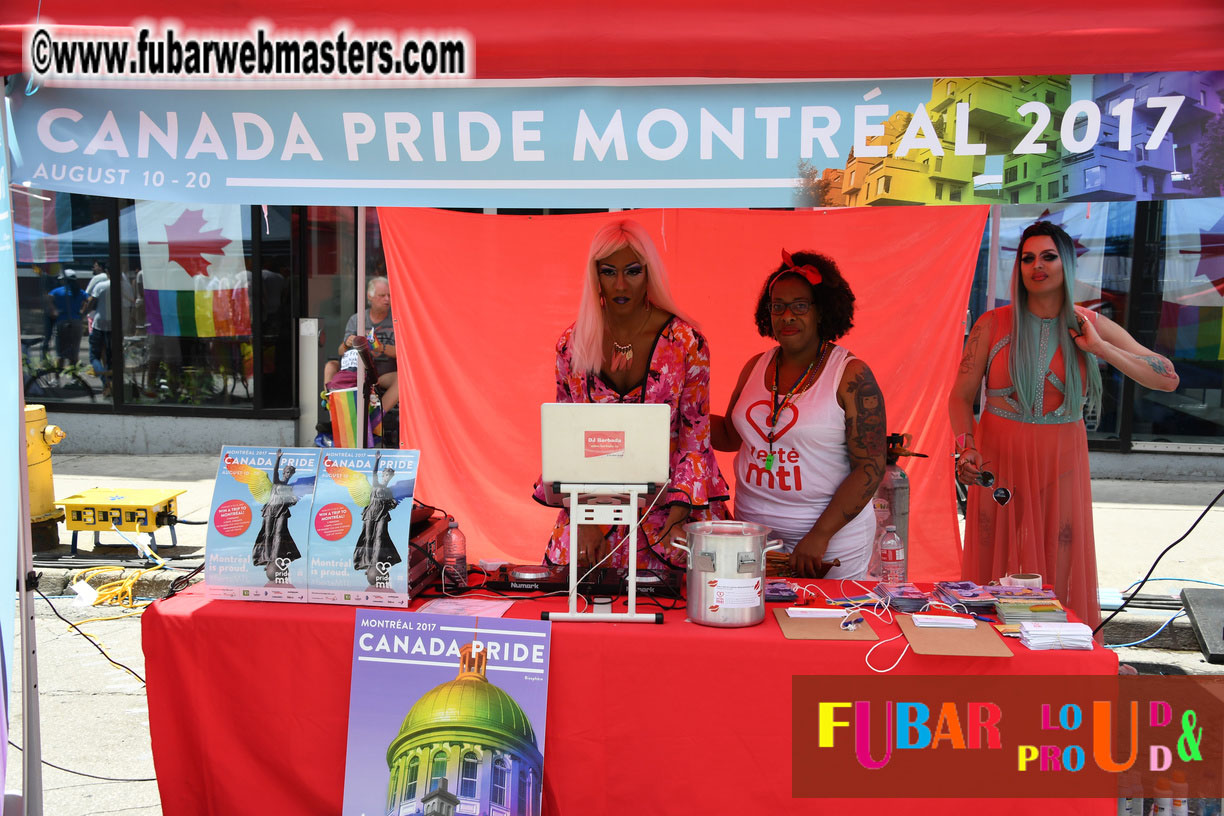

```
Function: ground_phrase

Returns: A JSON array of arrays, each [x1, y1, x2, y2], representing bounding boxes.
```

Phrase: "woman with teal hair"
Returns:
[[948, 221, 1179, 632]]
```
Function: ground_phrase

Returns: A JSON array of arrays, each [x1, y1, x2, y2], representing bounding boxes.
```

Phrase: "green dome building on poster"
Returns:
[[383, 644, 543, 816]]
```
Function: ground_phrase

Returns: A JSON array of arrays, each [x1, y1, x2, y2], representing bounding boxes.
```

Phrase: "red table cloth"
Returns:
[[143, 583, 1117, 815]]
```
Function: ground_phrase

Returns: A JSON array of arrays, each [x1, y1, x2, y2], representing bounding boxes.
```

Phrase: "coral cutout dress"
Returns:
[[961, 306, 1101, 631]]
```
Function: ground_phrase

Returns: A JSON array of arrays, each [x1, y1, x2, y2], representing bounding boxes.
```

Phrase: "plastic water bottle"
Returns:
[[441, 519, 467, 589], [1171, 772, 1189, 816], [1118, 772, 1142, 816], [1152, 778, 1173, 816], [879, 525, 906, 583], [868, 433, 914, 581], [865, 497, 889, 581]]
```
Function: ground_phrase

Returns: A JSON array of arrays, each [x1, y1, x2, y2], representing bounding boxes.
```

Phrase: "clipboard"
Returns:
[[896, 615, 1013, 657], [772, 607, 878, 641]]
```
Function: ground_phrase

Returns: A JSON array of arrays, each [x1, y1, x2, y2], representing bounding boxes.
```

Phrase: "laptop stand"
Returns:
[[541, 483, 664, 624]]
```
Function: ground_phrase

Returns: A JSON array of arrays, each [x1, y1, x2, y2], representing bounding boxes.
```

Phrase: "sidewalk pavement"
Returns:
[[36, 453, 1224, 655]]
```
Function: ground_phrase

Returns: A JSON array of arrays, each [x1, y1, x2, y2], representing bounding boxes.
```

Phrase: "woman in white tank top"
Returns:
[[712, 251, 887, 579]]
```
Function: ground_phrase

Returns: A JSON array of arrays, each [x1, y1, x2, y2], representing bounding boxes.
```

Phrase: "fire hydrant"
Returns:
[[26, 405, 65, 551]]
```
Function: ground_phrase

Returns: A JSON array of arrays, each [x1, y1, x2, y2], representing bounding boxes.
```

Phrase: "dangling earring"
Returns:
[[600, 294, 606, 308]]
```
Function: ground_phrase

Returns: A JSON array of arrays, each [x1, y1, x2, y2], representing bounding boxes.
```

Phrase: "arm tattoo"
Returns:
[[1137, 354, 1176, 378], [843, 365, 887, 519], [958, 319, 985, 374]]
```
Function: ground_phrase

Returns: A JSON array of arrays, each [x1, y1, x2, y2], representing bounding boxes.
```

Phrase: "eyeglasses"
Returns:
[[769, 300, 813, 316]]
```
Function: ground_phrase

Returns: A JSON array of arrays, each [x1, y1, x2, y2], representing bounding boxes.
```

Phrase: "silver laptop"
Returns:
[[540, 402, 671, 505]]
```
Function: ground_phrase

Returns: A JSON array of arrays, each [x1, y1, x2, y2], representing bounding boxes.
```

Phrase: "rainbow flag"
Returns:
[[327, 388, 382, 448], [143, 287, 252, 337], [136, 201, 249, 338]]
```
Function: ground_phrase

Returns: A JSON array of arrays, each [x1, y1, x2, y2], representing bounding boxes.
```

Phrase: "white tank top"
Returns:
[[730, 345, 874, 565]]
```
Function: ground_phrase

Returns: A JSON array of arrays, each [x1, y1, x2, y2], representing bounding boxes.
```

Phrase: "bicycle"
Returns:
[[22, 338, 97, 403]]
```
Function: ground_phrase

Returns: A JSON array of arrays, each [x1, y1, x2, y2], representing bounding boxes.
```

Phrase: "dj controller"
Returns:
[[483, 563, 684, 598]]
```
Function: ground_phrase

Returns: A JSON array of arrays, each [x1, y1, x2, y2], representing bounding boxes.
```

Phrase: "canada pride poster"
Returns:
[[342, 610, 551, 816]]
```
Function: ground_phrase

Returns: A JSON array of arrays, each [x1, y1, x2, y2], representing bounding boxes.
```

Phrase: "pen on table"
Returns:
[[972, 614, 996, 623]]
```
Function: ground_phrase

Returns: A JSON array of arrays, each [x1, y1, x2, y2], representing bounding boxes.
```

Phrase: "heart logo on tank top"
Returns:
[[745, 399, 798, 442]]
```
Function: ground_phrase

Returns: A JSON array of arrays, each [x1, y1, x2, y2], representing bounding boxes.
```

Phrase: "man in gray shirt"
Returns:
[[324, 277, 398, 412]]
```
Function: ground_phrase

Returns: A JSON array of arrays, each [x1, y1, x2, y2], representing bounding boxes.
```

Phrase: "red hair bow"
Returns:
[[778, 250, 822, 287]]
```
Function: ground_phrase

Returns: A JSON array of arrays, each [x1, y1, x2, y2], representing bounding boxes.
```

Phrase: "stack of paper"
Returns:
[[911, 610, 977, 628], [997, 598, 1067, 623], [873, 583, 930, 613], [934, 581, 997, 612], [1019, 621, 1094, 650], [983, 585, 1058, 602]]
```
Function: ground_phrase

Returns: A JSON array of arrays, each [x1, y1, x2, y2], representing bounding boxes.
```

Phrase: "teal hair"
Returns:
[[1008, 221, 1102, 418]]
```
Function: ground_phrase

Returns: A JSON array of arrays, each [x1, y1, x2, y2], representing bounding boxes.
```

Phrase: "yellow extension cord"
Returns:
[[71, 564, 162, 610], [61, 542, 167, 684]]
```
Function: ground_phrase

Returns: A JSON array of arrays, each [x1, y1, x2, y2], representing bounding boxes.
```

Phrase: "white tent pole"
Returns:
[[356, 206, 367, 449], [986, 204, 1001, 311], [2, 90, 44, 816], [981, 204, 1002, 415]]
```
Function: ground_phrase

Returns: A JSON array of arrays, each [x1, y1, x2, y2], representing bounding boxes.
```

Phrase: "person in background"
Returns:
[[324, 277, 398, 413], [82, 262, 119, 396], [48, 270, 86, 369], [711, 250, 886, 579], [948, 220, 1179, 632], [533, 219, 729, 569]]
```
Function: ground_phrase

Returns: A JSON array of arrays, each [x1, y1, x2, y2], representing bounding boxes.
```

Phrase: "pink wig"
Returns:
[[570, 219, 697, 375]]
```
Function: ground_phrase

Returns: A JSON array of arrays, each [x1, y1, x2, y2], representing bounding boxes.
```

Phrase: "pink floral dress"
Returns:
[[533, 316, 730, 568]]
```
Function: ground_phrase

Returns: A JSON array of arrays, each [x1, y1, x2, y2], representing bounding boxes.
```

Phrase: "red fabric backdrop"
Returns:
[[380, 206, 987, 579]]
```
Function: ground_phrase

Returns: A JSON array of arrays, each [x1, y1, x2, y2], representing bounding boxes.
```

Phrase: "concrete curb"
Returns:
[[1102, 609, 1201, 652], [32, 565, 202, 600]]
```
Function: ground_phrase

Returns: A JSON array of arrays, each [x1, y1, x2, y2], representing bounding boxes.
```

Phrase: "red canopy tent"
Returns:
[[1, 4, 1222, 815]]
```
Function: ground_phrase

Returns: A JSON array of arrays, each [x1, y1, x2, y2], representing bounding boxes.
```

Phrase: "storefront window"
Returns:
[[121, 201, 255, 407], [14, 189, 109, 405], [1132, 197, 1224, 449], [15, 190, 295, 414], [260, 206, 294, 409]]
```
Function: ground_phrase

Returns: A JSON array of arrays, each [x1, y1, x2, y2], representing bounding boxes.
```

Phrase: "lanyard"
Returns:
[[765, 342, 830, 470]]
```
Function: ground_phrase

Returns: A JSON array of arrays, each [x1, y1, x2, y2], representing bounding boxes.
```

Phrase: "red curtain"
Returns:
[[380, 206, 987, 579]]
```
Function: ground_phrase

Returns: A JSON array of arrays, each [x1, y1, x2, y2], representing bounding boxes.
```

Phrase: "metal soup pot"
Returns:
[[672, 520, 783, 628]]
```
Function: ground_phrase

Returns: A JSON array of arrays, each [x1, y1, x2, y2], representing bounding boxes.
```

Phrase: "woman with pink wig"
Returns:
[[533, 219, 729, 569]]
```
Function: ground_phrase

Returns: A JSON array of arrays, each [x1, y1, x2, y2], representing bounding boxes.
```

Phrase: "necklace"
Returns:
[[765, 340, 832, 471], [609, 303, 652, 373]]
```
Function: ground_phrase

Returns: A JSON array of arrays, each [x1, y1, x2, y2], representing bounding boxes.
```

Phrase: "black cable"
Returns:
[[7, 740, 156, 783], [165, 564, 204, 599], [34, 590, 147, 684], [407, 540, 449, 581], [633, 592, 685, 611], [158, 512, 207, 526], [1093, 485, 1224, 636], [413, 498, 450, 520], [643, 515, 687, 571]]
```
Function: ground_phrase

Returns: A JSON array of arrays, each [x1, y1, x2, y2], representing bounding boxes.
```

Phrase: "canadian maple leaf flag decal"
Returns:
[[136, 201, 249, 337], [150, 208, 233, 278]]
